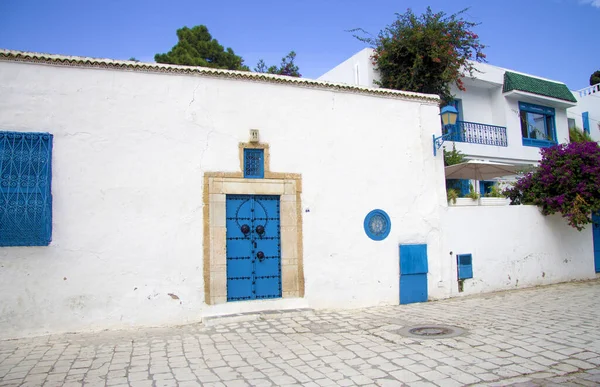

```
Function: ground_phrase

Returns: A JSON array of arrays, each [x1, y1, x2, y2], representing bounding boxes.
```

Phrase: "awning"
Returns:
[[445, 160, 521, 181], [503, 72, 576, 103]]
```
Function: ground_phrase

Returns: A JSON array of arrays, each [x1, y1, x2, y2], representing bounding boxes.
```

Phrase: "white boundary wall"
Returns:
[[441, 205, 596, 297], [0, 60, 445, 339]]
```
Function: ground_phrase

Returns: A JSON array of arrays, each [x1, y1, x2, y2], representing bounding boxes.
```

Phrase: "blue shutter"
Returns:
[[583, 112, 590, 134], [243, 149, 264, 178], [457, 254, 473, 279], [0, 132, 53, 246]]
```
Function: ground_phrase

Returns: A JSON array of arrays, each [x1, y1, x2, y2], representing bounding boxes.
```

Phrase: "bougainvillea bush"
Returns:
[[354, 7, 486, 103], [504, 142, 600, 230]]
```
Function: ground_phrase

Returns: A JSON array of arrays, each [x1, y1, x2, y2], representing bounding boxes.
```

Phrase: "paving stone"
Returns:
[[2, 280, 600, 387]]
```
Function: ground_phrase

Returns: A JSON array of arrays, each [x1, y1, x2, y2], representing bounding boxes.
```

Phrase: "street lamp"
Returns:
[[433, 105, 459, 156], [440, 105, 458, 127]]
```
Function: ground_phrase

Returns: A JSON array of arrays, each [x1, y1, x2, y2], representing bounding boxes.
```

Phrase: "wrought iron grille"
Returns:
[[243, 149, 264, 178], [446, 121, 508, 147], [0, 132, 53, 246]]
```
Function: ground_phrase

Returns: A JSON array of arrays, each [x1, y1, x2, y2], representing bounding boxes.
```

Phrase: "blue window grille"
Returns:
[[583, 112, 590, 135], [364, 209, 391, 241], [457, 254, 473, 280], [243, 148, 264, 178], [519, 102, 557, 147], [0, 132, 53, 246]]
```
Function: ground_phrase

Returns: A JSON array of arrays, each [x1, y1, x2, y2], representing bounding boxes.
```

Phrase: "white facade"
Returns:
[[319, 48, 578, 166], [0, 52, 446, 339]]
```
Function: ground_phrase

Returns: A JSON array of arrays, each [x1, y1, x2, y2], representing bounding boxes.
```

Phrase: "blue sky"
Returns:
[[0, 0, 598, 90]]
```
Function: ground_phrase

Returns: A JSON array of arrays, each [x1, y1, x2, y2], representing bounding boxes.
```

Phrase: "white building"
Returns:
[[0, 50, 595, 339], [320, 48, 598, 194]]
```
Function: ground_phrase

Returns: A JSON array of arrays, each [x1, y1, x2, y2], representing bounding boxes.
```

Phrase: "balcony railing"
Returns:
[[577, 83, 600, 97], [445, 120, 508, 147]]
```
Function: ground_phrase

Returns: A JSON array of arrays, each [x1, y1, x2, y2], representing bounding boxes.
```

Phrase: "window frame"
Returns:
[[519, 102, 557, 148]]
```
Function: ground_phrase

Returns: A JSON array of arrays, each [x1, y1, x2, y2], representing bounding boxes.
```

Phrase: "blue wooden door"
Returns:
[[399, 244, 428, 304], [593, 213, 600, 273], [226, 195, 281, 301]]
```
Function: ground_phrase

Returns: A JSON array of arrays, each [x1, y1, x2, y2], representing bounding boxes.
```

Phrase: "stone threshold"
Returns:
[[203, 308, 314, 327]]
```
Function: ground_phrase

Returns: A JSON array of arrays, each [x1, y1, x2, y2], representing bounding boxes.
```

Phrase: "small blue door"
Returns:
[[593, 213, 600, 273], [399, 244, 428, 304], [226, 195, 281, 301]]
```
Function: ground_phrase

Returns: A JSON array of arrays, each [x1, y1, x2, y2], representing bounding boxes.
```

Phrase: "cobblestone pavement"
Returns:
[[2, 280, 600, 387]]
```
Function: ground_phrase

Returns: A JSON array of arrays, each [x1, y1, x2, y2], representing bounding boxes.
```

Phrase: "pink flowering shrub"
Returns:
[[353, 7, 486, 103], [504, 142, 600, 230]]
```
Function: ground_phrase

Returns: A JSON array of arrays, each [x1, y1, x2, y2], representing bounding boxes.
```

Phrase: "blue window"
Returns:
[[446, 179, 470, 197], [583, 112, 590, 135], [243, 148, 264, 178], [0, 132, 53, 246], [364, 209, 391, 241], [519, 102, 556, 147]]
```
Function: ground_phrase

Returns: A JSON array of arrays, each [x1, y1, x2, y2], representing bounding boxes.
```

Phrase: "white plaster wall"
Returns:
[[441, 205, 595, 297], [0, 61, 445, 338], [317, 48, 377, 87]]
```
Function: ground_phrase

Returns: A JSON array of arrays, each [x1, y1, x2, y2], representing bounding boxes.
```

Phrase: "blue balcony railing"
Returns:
[[445, 120, 508, 147]]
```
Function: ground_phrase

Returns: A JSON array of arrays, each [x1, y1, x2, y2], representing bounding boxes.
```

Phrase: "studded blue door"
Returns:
[[226, 195, 281, 301], [593, 212, 600, 273]]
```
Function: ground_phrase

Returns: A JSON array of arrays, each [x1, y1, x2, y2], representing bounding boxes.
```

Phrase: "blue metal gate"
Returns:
[[593, 212, 600, 273], [226, 194, 281, 301]]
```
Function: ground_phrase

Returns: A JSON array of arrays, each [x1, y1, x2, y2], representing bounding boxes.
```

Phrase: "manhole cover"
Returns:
[[409, 327, 453, 336], [394, 324, 465, 339]]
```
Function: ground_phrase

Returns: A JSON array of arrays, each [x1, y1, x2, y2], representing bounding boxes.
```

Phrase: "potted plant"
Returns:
[[454, 183, 480, 206], [447, 188, 459, 205], [480, 183, 509, 206]]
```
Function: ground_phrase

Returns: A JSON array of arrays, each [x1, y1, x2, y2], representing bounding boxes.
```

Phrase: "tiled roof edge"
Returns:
[[503, 71, 577, 103], [0, 49, 440, 104]]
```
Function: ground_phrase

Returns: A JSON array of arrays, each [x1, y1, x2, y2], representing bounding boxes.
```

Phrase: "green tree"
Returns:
[[590, 70, 600, 86], [254, 51, 301, 77], [353, 7, 486, 103], [155, 25, 249, 71]]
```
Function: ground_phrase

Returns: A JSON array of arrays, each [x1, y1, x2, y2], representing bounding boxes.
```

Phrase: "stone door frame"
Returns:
[[203, 142, 304, 305]]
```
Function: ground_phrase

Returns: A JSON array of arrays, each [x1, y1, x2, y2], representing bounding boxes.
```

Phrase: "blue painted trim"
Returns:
[[518, 102, 555, 116], [583, 112, 590, 134], [364, 209, 391, 241], [522, 138, 557, 148]]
